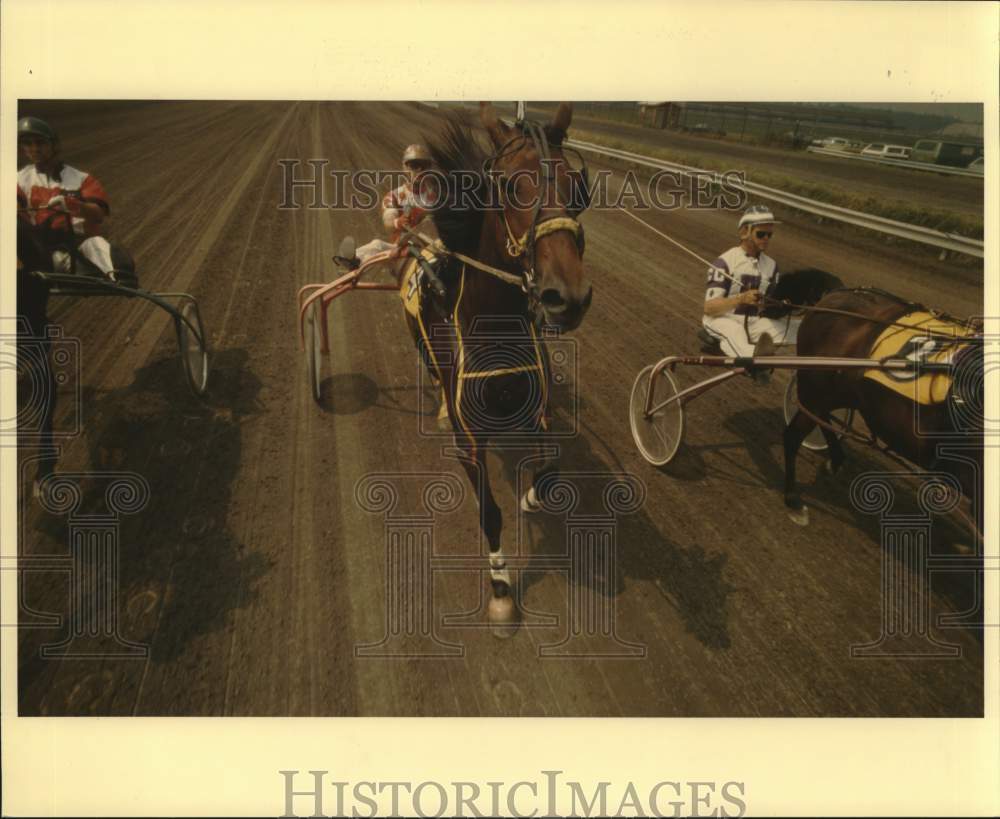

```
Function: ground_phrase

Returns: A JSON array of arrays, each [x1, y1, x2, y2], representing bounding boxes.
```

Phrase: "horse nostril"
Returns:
[[540, 289, 567, 311]]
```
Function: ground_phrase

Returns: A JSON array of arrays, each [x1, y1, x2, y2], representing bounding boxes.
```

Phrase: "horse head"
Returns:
[[763, 267, 844, 318], [479, 102, 593, 331]]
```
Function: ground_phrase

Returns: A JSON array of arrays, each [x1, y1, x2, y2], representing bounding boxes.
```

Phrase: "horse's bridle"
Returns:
[[484, 119, 588, 301]]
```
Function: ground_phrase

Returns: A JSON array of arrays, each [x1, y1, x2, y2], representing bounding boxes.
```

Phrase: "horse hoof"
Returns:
[[788, 505, 810, 526], [488, 596, 517, 638], [520, 486, 543, 514]]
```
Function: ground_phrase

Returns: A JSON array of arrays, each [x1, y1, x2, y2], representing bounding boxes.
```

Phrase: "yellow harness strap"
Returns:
[[507, 216, 582, 257]]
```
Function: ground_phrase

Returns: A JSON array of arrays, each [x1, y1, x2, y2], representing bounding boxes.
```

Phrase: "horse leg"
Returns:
[[455, 439, 517, 637], [783, 408, 814, 526], [819, 414, 847, 476], [520, 442, 557, 513]]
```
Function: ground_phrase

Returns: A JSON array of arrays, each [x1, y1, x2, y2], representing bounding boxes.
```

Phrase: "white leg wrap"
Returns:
[[489, 553, 510, 586], [520, 485, 543, 513]]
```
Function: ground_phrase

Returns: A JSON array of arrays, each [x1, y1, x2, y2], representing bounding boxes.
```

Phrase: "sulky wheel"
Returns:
[[177, 301, 209, 396], [303, 300, 323, 403], [629, 363, 684, 466]]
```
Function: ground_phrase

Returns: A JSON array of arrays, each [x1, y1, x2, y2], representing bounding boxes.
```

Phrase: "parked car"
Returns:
[[810, 136, 851, 150], [966, 156, 984, 175], [911, 138, 982, 167], [860, 143, 912, 160]]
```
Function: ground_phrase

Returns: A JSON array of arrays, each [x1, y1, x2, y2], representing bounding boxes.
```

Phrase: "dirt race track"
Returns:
[[15, 101, 984, 716]]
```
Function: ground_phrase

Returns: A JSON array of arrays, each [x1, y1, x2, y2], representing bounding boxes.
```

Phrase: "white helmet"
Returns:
[[402, 144, 432, 166], [738, 204, 781, 230]]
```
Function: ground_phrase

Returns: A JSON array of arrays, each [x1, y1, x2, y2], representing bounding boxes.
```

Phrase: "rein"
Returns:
[[762, 295, 983, 342], [402, 229, 523, 287]]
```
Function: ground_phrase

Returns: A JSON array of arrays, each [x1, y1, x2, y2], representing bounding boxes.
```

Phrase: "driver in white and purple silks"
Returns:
[[702, 204, 796, 383]]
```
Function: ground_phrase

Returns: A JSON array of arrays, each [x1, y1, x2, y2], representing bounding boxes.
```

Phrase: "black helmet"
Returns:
[[18, 116, 57, 142]]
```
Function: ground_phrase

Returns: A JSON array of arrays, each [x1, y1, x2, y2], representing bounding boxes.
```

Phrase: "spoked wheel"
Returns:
[[177, 301, 209, 396], [783, 373, 853, 451], [629, 364, 685, 466], [303, 300, 323, 403]]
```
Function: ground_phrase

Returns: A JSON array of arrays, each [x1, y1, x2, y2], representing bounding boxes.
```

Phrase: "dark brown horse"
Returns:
[[783, 287, 983, 532], [399, 102, 592, 633], [16, 218, 60, 496]]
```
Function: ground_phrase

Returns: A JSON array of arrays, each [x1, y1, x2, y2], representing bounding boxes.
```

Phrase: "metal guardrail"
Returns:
[[566, 137, 984, 259], [806, 146, 983, 178]]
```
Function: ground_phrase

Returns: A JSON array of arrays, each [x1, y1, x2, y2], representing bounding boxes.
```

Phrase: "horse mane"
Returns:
[[424, 113, 490, 256], [423, 114, 568, 257], [762, 267, 844, 317]]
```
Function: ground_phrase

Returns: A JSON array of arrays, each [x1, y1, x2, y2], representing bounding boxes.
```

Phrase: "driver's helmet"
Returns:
[[738, 204, 780, 230], [18, 116, 58, 143], [402, 144, 432, 168]]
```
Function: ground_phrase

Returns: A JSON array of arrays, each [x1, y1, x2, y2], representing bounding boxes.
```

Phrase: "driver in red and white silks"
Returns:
[[16, 116, 122, 280], [702, 204, 797, 357], [356, 143, 440, 262]]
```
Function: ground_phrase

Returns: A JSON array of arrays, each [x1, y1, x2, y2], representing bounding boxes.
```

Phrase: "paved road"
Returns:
[[16, 101, 983, 716]]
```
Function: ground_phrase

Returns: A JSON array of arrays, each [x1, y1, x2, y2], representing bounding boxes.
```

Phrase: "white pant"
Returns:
[[53, 236, 115, 276], [79, 236, 115, 274], [356, 238, 395, 262], [703, 313, 799, 358]]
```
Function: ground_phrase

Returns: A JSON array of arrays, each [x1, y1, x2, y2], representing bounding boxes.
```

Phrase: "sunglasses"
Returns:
[[755, 230, 774, 239], [405, 161, 432, 171]]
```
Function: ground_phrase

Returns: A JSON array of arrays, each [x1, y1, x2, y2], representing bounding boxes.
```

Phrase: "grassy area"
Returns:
[[570, 126, 984, 240]]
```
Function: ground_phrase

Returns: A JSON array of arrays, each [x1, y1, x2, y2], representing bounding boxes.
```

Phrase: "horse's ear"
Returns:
[[552, 102, 573, 133], [480, 102, 511, 146]]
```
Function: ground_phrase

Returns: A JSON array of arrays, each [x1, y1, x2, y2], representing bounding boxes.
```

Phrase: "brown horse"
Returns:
[[783, 287, 983, 533], [398, 102, 592, 633]]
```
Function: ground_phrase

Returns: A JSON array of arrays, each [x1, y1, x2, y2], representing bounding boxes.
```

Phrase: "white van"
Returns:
[[860, 143, 912, 160]]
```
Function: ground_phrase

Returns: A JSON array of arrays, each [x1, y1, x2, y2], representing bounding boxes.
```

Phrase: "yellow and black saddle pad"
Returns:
[[398, 247, 440, 320], [863, 311, 977, 405]]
